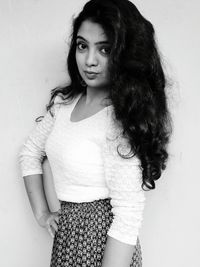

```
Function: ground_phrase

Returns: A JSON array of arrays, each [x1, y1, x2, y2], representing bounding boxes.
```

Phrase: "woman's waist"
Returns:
[[55, 184, 109, 203]]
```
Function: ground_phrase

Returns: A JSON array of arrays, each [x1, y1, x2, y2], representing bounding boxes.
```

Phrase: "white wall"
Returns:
[[0, 0, 199, 266]]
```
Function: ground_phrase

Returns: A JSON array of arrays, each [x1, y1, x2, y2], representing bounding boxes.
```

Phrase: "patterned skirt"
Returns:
[[50, 198, 142, 267]]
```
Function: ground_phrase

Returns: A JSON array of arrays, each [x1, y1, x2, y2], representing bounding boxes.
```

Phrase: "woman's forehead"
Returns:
[[77, 20, 108, 43]]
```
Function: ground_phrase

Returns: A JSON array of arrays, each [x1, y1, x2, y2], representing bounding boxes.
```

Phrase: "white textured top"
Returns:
[[19, 93, 145, 245]]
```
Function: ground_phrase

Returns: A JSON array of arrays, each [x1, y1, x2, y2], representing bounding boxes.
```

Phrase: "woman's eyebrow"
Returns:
[[76, 35, 110, 45]]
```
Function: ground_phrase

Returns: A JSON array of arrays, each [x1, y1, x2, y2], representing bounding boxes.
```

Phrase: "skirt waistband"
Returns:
[[59, 197, 111, 207]]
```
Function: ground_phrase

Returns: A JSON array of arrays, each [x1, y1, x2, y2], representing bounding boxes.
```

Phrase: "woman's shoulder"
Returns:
[[48, 93, 66, 117], [105, 107, 138, 159], [53, 92, 81, 105], [106, 107, 123, 141], [53, 93, 69, 105], [49, 92, 81, 117]]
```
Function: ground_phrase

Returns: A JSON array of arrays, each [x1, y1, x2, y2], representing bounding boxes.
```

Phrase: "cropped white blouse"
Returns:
[[19, 93, 145, 246]]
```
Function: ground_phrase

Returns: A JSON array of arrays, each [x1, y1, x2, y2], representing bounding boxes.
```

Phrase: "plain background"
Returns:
[[0, 0, 199, 266]]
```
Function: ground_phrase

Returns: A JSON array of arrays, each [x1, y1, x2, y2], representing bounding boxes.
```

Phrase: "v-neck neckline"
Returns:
[[69, 93, 112, 124]]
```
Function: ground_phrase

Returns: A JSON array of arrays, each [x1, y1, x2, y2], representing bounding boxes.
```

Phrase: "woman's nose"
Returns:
[[85, 49, 98, 67]]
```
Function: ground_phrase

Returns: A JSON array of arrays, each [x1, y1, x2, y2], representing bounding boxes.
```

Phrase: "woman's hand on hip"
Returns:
[[37, 211, 60, 238]]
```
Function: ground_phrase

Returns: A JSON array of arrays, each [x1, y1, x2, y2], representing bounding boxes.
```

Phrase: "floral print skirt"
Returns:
[[50, 198, 142, 267]]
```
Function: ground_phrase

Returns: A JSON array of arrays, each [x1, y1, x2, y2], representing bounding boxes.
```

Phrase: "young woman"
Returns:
[[19, 0, 171, 266]]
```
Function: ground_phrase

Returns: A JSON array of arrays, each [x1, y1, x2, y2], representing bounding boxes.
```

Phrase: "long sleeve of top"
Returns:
[[19, 97, 61, 176], [103, 112, 145, 245], [19, 93, 145, 246]]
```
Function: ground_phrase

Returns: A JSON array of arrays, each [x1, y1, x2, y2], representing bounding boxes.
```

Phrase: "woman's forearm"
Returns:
[[101, 236, 135, 267], [23, 174, 50, 221]]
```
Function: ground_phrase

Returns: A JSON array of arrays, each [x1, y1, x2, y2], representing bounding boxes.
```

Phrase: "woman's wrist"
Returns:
[[35, 210, 51, 226], [36, 211, 60, 238]]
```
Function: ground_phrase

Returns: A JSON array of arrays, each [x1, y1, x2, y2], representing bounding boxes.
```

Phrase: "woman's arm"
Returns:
[[24, 174, 49, 220], [23, 174, 59, 237], [102, 116, 146, 265], [101, 236, 135, 267], [19, 96, 62, 236]]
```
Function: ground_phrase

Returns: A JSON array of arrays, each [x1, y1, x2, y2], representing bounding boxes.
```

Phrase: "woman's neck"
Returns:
[[84, 86, 110, 106]]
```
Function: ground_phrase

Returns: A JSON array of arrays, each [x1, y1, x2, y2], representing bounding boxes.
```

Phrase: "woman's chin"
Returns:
[[84, 80, 107, 89]]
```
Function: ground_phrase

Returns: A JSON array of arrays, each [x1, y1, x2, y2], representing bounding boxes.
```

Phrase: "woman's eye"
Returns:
[[76, 42, 87, 51], [100, 46, 111, 55]]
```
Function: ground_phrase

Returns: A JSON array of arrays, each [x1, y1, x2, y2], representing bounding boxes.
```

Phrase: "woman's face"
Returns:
[[75, 20, 111, 91]]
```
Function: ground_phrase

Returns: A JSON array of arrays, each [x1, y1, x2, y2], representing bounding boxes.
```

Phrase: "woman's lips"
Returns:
[[84, 71, 99, 79]]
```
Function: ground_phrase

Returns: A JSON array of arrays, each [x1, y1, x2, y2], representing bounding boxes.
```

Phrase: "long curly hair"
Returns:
[[47, 0, 172, 190]]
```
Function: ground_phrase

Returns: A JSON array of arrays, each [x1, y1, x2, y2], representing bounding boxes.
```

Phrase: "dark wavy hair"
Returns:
[[47, 0, 172, 190]]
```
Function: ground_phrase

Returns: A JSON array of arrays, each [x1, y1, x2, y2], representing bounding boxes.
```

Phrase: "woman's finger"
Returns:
[[47, 224, 54, 238], [54, 215, 59, 224], [50, 220, 58, 232], [45, 217, 54, 237]]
